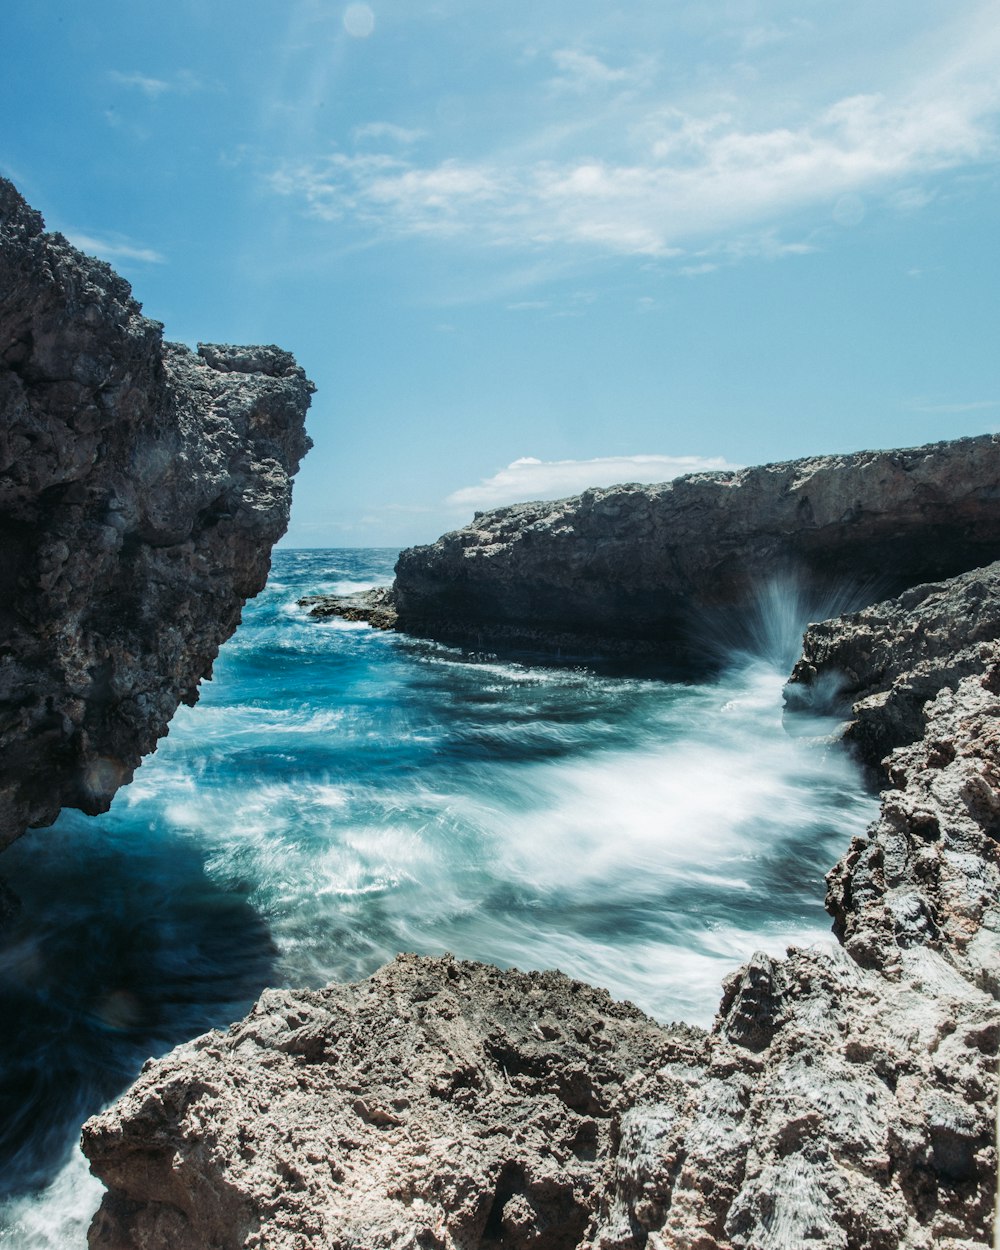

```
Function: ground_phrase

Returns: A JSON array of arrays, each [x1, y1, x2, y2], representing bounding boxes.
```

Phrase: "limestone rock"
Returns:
[[384, 437, 1000, 656], [589, 657, 998, 1250], [787, 560, 1000, 768], [83, 956, 704, 1250], [0, 178, 313, 847]]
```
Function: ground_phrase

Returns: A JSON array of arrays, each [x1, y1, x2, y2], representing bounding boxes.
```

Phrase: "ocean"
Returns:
[[0, 548, 877, 1246]]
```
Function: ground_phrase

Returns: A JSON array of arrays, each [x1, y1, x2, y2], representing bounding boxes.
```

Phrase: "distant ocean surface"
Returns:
[[0, 548, 878, 1246]]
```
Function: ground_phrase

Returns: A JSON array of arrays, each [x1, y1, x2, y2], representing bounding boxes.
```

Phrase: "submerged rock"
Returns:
[[378, 436, 1000, 658], [83, 565, 1000, 1249], [0, 178, 313, 847]]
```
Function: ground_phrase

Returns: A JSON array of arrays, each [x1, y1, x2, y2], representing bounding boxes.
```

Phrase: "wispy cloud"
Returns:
[[446, 454, 737, 512], [67, 232, 166, 264], [548, 48, 637, 92], [353, 121, 426, 145], [904, 398, 998, 414], [109, 69, 208, 98], [271, 85, 998, 258]]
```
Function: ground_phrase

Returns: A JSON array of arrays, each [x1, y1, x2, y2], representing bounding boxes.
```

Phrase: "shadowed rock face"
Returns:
[[83, 565, 999, 1249], [388, 438, 1000, 657], [0, 179, 313, 848]]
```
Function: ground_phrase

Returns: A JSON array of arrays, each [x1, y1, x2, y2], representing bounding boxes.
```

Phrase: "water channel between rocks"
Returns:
[[0, 547, 878, 1246]]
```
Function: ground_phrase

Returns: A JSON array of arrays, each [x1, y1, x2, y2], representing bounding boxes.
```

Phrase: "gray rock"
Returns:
[[0, 178, 313, 847], [384, 438, 1000, 658], [83, 956, 704, 1250], [787, 560, 1000, 768]]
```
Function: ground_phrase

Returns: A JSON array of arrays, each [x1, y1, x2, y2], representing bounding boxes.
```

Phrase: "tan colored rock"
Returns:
[[83, 958, 703, 1250]]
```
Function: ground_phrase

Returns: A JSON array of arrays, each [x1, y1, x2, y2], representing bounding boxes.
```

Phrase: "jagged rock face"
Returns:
[[787, 561, 1000, 768], [83, 567, 1000, 1250], [0, 179, 313, 847], [390, 438, 1000, 655], [82, 956, 703, 1250]]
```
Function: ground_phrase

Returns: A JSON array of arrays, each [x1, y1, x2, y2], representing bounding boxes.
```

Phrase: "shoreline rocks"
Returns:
[[375, 437, 1000, 659], [83, 958, 703, 1250], [787, 561, 1000, 772], [83, 563, 1000, 1249], [0, 179, 313, 848]]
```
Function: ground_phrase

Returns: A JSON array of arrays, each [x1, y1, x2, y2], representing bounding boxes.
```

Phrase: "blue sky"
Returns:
[[4, 0, 999, 547]]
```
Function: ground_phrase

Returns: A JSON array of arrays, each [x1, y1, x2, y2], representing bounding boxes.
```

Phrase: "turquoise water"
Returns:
[[0, 548, 877, 1245]]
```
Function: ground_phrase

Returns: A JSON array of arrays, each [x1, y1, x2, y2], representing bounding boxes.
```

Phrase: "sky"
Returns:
[[3, 0, 1000, 548]]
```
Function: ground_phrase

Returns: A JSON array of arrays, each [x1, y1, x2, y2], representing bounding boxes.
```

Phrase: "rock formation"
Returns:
[[308, 436, 1000, 658], [83, 565, 999, 1249], [0, 178, 313, 848], [83, 957, 704, 1250], [787, 562, 1000, 772]]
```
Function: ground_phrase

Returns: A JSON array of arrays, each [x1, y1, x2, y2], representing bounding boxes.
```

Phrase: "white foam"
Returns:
[[0, 1147, 100, 1249]]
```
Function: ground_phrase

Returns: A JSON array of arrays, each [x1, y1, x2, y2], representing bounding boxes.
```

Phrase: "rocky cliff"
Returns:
[[83, 565, 999, 1249], [0, 178, 313, 847], [372, 437, 1000, 657]]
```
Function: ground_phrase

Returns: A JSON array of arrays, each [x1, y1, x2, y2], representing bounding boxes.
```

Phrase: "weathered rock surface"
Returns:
[[0, 178, 313, 847], [301, 584, 398, 629], [83, 957, 704, 1250], [788, 561, 1000, 769], [83, 564, 999, 1250], [376, 437, 1000, 657]]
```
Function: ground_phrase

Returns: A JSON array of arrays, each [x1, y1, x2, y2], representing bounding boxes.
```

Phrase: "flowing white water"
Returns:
[[0, 549, 877, 1245]]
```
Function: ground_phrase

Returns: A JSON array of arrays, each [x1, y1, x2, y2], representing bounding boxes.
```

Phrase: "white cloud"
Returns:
[[109, 69, 206, 98], [446, 454, 737, 512], [271, 86, 997, 258], [67, 232, 166, 264], [353, 121, 425, 145], [548, 49, 635, 92], [904, 398, 998, 414], [268, 7, 1000, 266]]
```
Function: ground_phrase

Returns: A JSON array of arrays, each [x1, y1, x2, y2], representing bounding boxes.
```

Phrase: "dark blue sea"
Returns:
[[0, 548, 877, 1245]]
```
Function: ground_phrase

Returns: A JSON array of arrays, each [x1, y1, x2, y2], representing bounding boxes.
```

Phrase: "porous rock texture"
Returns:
[[0, 178, 313, 847], [83, 564, 999, 1249], [83, 957, 705, 1250], [381, 437, 1000, 656], [788, 561, 1000, 770]]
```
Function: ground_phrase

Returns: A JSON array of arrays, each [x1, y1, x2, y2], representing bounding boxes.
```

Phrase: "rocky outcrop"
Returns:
[[374, 437, 1000, 657], [301, 584, 398, 629], [0, 179, 313, 847], [787, 561, 1000, 770], [82, 565, 999, 1250], [83, 957, 703, 1250]]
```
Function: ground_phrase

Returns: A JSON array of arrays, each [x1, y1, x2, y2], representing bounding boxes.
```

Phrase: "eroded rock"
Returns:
[[787, 560, 1000, 768], [0, 178, 313, 847], [83, 956, 704, 1250], [378, 438, 1000, 657]]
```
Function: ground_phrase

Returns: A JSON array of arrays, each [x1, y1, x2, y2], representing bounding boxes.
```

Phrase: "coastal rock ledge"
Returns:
[[0, 178, 313, 847], [84, 563, 999, 1249], [305, 434, 1000, 660]]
